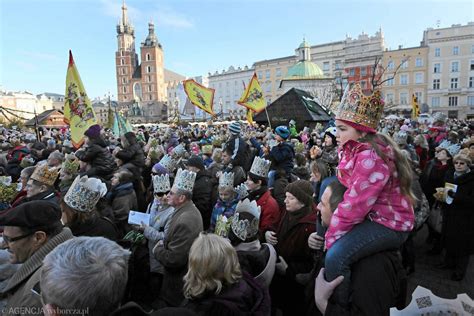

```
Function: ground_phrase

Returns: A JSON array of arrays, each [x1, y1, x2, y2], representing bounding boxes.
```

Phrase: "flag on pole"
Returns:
[[411, 94, 420, 120], [64, 50, 98, 148], [183, 79, 215, 116], [238, 73, 266, 113], [112, 111, 133, 137], [246, 109, 254, 124]]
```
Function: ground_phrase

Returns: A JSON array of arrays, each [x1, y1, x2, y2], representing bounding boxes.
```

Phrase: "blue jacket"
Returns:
[[269, 142, 295, 174]]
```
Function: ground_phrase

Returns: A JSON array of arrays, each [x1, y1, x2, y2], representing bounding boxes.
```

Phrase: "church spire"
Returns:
[[117, 0, 134, 36]]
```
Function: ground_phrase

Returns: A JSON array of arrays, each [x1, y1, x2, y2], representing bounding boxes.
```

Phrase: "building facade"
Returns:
[[381, 46, 429, 116], [208, 66, 254, 118], [423, 22, 474, 119]]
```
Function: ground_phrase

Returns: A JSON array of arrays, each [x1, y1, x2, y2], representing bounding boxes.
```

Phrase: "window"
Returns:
[[121, 77, 126, 84], [401, 60, 408, 69], [123, 86, 127, 93], [415, 57, 423, 67], [448, 96, 458, 106], [265, 84, 271, 93], [435, 47, 440, 57], [386, 93, 394, 103], [148, 85, 152, 92], [386, 78, 394, 86], [433, 79, 440, 90], [453, 46, 459, 55], [451, 61, 459, 72], [415, 92, 423, 103], [276, 80, 281, 89], [470, 60, 474, 71], [148, 75, 151, 83], [400, 93, 408, 105], [349, 68, 355, 76], [470, 77, 474, 88], [431, 97, 440, 107], [121, 59, 124, 65], [387, 61, 394, 70], [450, 78, 458, 89], [257, 71, 263, 80], [147, 66, 152, 73], [400, 74, 408, 85], [276, 68, 282, 77], [434, 63, 441, 73], [415, 73, 423, 84], [468, 96, 474, 106], [335, 60, 342, 70], [265, 70, 270, 79], [361, 67, 366, 76], [323, 62, 330, 72], [146, 53, 151, 61], [361, 81, 366, 89]]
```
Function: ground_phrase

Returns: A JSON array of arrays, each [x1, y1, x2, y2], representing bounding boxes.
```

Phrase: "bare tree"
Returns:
[[370, 55, 408, 90]]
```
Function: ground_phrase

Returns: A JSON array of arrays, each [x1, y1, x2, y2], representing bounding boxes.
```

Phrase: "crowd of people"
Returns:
[[0, 82, 473, 315]]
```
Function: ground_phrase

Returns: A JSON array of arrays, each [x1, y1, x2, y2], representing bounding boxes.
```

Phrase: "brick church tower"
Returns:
[[115, 0, 165, 108]]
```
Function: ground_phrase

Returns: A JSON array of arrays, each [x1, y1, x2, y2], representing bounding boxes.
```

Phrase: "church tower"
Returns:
[[115, 0, 138, 103], [140, 21, 166, 102]]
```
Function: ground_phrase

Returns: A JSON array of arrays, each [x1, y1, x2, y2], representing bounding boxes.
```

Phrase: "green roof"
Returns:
[[285, 61, 324, 79], [298, 39, 309, 49]]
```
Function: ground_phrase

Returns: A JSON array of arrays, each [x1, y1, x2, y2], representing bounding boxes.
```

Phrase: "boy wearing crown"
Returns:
[[153, 168, 203, 307], [210, 172, 240, 237], [322, 83, 415, 308]]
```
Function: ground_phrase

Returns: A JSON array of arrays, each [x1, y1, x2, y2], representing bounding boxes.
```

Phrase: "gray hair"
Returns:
[[41, 237, 131, 315], [176, 188, 193, 200], [48, 150, 65, 163]]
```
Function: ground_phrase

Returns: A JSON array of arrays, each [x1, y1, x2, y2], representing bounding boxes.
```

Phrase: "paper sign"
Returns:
[[128, 211, 150, 226], [444, 182, 457, 205]]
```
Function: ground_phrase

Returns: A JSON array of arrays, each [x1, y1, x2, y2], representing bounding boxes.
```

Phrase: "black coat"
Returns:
[[75, 137, 117, 179], [419, 160, 453, 207], [269, 142, 295, 174], [192, 170, 213, 230], [116, 132, 145, 172], [69, 214, 119, 241], [442, 171, 474, 256]]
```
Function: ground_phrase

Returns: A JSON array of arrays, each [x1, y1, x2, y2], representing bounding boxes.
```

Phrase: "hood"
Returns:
[[124, 132, 137, 145]]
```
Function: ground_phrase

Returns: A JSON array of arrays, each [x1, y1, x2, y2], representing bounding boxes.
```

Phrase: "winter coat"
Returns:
[[325, 139, 415, 249], [153, 201, 203, 307], [116, 132, 145, 173], [249, 189, 280, 233], [269, 142, 295, 174], [107, 182, 138, 236], [415, 145, 429, 171], [68, 214, 119, 241], [191, 170, 213, 231], [210, 195, 240, 235], [235, 240, 277, 288], [6, 146, 30, 181], [75, 137, 117, 179], [420, 159, 453, 208], [17, 189, 59, 207], [442, 171, 474, 256], [320, 145, 338, 167], [1, 228, 74, 316], [185, 272, 271, 316], [225, 136, 250, 168], [144, 200, 175, 273]]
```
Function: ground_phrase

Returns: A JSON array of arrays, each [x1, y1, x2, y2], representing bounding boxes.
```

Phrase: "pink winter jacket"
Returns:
[[325, 139, 415, 249]]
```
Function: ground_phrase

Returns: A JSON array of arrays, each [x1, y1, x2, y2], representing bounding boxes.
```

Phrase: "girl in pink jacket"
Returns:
[[323, 84, 415, 307]]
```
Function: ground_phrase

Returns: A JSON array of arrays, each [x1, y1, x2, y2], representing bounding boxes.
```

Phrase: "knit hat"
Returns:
[[84, 124, 101, 139], [152, 162, 169, 175], [285, 180, 314, 207], [275, 126, 290, 140], [229, 122, 241, 135], [186, 155, 205, 170], [324, 127, 337, 145]]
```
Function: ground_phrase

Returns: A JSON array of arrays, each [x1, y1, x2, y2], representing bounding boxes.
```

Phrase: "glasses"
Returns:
[[155, 191, 170, 197], [2, 232, 34, 243], [454, 161, 466, 165]]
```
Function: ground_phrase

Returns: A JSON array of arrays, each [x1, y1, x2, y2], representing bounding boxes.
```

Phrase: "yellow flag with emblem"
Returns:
[[183, 79, 215, 116], [247, 109, 254, 124], [64, 50, 98, 148], [238, 73, 266, 113], [411, 94, 420, 120]]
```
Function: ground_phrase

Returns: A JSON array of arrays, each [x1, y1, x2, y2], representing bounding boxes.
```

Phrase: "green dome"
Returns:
[[298, 39, 310, 49], [285, 61, 324, 79]]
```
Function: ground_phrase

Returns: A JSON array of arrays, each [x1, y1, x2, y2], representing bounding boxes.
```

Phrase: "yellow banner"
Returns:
[[64, 50, 98, 148], [183, 79, 215, 116], [411, 94, 420, 120], [238, 73, 266, 113], [247, 109, 254, 124]]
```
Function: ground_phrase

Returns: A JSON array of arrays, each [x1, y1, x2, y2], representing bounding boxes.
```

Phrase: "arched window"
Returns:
[[147, 66, 152, 73], [121, 59, 124, 65], [146, 53, 151, 61], [123, 86, 127, 93]]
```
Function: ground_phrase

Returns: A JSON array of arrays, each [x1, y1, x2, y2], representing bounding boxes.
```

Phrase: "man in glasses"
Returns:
[[0, 200, 73, 314]]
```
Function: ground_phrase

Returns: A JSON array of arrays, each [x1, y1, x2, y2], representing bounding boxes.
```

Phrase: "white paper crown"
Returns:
[[152, 174, 171, 193], [159, 154, 177, 173], [234, 183, 249, 199], [172, 144, 186, 158], [250, 156, 271, 178], [231, 199, 261, 241], [173, 168, 196, 192], [64, 175, 108, 213], [219, 172, 234, 188], [438, 140, 461, 157]]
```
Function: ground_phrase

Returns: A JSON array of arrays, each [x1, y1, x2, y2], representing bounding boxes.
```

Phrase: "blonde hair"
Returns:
[[183, 233, 242, 299], [212, 148, 223, 164]]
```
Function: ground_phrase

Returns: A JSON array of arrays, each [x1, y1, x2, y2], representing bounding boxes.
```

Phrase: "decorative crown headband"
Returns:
[[152, 174, 171, 193], [219, 172, 234, 188], [249, 156, 271, 178], [64, 175, 108, 213], [230, 199, 261, 241], [173, 168, 196, 193], [30, 163, 59, 187]]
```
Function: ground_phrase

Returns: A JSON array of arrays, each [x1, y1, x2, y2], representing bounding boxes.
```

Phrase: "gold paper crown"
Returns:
[[173, 168, 196, 192], [30, 163, 59, 187], [62, 154, 80, 175], [336, 83, 384, 130]]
